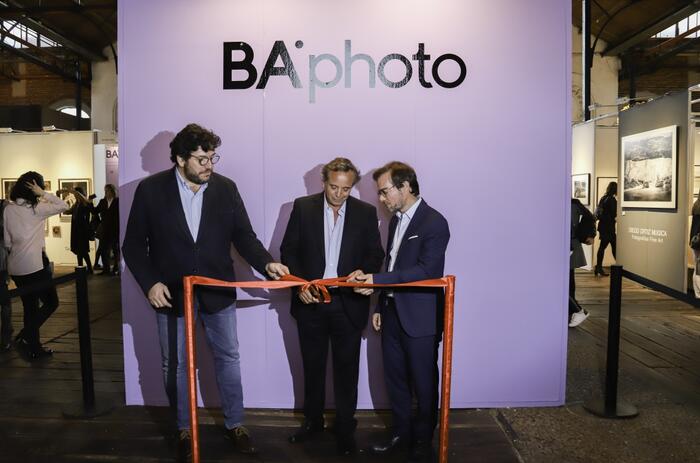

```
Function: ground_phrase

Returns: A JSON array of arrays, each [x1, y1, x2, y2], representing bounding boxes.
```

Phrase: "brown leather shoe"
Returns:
[[224, 425, 258, 455]]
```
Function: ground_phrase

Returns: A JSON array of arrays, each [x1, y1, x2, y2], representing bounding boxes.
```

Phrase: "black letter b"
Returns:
[[223, 42, 257, 89]]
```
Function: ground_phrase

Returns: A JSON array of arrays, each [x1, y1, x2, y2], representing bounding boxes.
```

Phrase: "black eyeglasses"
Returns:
[[377, 184, 398, 197], [191, 154, 220, 166]]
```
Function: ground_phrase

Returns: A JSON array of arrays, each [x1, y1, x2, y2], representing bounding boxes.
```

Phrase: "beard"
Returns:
[[183, 163, 211, 185]]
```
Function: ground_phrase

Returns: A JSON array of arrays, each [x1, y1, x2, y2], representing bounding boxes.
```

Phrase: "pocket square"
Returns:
[[407, 235, 419, 240]]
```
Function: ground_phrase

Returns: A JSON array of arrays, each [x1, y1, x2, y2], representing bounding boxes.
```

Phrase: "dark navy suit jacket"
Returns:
[[374, 199, 450, 338]]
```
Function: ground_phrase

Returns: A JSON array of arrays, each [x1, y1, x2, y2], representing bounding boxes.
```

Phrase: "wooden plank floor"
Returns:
[[574, 270, 700, 396], [0, 269, 520, 463]]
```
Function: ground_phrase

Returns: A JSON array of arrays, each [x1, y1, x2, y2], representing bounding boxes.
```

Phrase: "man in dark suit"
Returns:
[[280, 157, 384, 455], [349, 161, 450, 462], [122, 123, 288, 462]]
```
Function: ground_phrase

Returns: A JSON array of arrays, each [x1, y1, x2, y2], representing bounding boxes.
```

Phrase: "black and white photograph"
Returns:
[[1, 178, 17, 199], [572, 173, 590, 205], [621, 125, 677, 209], [58, 178, 91, 221]]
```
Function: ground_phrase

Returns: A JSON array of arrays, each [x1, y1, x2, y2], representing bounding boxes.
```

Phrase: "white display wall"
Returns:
[[572, 121, 595, 269], [0, 131, 96, 266]]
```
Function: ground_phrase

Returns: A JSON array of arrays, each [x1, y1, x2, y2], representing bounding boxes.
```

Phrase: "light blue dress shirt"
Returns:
[[175, 168, 208, 242], [322, 196, 346, 279]]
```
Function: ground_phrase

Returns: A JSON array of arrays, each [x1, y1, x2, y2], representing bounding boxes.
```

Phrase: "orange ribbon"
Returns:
[[182, 273, 456, 463]]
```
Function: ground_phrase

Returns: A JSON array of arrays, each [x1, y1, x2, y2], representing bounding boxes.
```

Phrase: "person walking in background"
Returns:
[[570, 198, 596, 328], [3, 172, 68, 360], [65, 186, 95, 274], [594, 181, 617, 277], [689, 193, 700, 298], [95, 184, 120, 276], [0, 198, 12, 352]]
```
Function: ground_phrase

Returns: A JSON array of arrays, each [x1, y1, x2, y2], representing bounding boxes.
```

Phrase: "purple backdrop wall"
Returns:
[[119, 0, 572, 408]]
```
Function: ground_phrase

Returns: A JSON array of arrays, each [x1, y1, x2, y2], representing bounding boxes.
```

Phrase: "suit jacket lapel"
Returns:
[[394, 199, 427, 268], [337, 197, 355, 271], [167, 168, 195, 244], [385, 215, 398, 271], [312, 193, 326, 264], [196, 178, 215, 245]]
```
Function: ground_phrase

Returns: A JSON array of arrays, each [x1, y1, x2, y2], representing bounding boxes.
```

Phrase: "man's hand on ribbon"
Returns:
[[298, 286, 320, 304], [148, 282, 173, 308], [265, 262, 290, 280], [348, 269, 374, 296]]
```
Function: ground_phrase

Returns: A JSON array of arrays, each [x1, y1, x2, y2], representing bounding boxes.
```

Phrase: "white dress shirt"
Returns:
[[322, 196, 346, 279], [388, 197, 422, 272], [4, 193, 68, 276], [175, 168, 208, 242]]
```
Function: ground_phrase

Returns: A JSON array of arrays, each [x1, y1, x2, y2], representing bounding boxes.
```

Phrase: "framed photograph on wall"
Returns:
[[620, 125, 677, 209], [58, 178, 92, 221], [572, 173, 591, 206], [596, 177, 617, 206], [1, 178, 17, 199]]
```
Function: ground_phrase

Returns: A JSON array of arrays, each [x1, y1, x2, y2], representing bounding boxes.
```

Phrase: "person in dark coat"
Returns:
[[570, 198, 595, 327], [594, 181, 617, 276], [690, 193, 700, 297], [66, 186, 94, 273], [95, 184, 119, 275]]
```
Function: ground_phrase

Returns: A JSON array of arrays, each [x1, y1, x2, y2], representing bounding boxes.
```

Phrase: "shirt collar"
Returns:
[[396, 196, 422, 221], [323, 195, 347, 217]]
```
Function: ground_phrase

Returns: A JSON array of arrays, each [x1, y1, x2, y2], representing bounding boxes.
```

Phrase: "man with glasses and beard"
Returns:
[[122, 123, 289, 462]]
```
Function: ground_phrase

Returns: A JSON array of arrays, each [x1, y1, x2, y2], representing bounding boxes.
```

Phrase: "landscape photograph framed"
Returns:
[[620, 125, 677, 209]]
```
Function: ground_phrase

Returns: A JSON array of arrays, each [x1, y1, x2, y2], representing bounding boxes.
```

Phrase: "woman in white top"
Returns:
[[3, 171, 68, 360]]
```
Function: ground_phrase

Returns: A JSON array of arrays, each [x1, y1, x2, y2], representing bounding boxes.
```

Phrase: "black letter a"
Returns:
[[256, 41, 302, 89], [223, 42, 257, 89]]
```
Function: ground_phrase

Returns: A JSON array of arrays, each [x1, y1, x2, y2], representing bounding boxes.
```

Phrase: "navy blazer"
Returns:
[[122, 168, 273, 315], [280, 193, 384, 329], [374, 199, 450, 338]]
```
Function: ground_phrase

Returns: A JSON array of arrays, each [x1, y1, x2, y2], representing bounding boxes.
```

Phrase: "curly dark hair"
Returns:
[[169, 123, 222, 163], [372, 161, 420, 196], [10, 171, 45, 207]]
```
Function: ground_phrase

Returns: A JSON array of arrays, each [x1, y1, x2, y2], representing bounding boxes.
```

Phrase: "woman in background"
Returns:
[[594, 181, 618, 276], [3, 172, 68, 360], [66, 186, 95, 274], [690, 192, 700, 298]]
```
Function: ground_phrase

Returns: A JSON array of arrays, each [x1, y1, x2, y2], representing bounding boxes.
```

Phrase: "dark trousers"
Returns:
[[382, 299, 439, 442], [96, 238, 114, 272], [11, 258, 59, 350], [596, 234, 617, 268], [0, 270, 11, 342], [296, 296, 362, 437], [76, 252, 93, 273], [569, 268, 583, 316]]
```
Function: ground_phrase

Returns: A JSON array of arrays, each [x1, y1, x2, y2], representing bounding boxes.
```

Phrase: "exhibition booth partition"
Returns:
[[616, 89, 698, 294], [0, 130, 105, 266], [118, 0, 573, 410]]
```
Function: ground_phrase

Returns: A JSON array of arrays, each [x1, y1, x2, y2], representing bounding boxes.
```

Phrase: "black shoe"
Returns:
[[369, 435, 407, 455], [594, 267, 609, 277], [28, 345, 53, 361], [176, 430, 192, 463], [0, 340, 10, 352], [224, 425, 258, 455], [288, 420, 324, 443], [409, 440, 433, 462], [336, 434, 356, 456]]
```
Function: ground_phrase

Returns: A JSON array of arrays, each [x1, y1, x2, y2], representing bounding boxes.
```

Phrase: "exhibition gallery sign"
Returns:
[[223, 40, 467, 102]]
